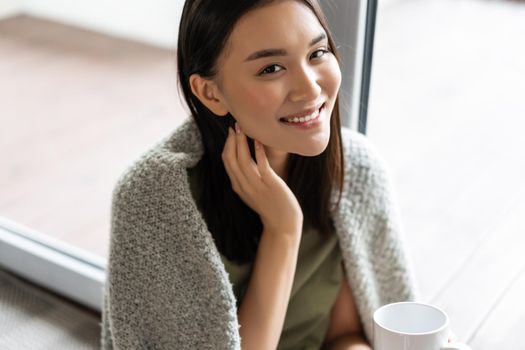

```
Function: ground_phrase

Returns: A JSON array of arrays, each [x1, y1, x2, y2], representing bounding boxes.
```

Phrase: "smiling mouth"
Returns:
[[279, 103, 325, 124]]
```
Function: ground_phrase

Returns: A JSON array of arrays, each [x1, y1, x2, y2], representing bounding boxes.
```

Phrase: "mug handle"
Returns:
[[441, 342, 472, 350]]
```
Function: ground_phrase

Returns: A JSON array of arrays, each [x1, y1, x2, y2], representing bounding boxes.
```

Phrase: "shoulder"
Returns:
[[339, 126, 393, 190], [108, 137, 208, 264], [111, 118, 202, 210], [334, 126, 400, 221], [340, 126, 389, 175], [112, 148, 181, 206]]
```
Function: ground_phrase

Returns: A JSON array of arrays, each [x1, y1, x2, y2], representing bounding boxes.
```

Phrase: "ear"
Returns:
[[189, 73, 229, 116]]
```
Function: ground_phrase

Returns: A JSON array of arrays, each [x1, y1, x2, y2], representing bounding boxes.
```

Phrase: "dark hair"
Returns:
[[176, 0, 345, 264]]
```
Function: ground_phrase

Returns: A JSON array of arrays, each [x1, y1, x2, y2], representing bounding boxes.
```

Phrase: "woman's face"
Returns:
[[196, 0, 341, 159]]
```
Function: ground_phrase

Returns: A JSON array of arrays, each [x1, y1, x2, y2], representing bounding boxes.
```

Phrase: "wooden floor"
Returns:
[[1, 0, 524, 348]]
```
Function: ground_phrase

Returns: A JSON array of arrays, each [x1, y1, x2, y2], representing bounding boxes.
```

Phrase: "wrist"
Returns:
[[262, 223, 302, 240], [262, 229, 302, 249]]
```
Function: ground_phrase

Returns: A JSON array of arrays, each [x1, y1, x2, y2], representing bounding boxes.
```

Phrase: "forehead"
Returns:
[[226, 0, 324, 60]]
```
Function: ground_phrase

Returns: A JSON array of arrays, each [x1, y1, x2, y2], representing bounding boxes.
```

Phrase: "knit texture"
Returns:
[[100, 115, 420, 349]]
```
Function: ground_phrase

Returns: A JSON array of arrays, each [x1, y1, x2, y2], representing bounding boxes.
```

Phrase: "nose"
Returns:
[[289, 65, 322, 102]]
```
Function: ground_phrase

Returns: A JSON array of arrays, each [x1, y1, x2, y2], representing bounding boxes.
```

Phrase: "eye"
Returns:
[[257, 48, 331, 76], [258, 64, 280, 75], [314, 49, 330, 58]]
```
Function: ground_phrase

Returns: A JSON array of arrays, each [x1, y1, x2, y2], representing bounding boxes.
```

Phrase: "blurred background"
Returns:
[[1, 0, 524, 348]]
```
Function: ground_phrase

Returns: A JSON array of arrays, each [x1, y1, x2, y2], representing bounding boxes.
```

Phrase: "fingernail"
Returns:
[[235, 122, 240, 134], [254, 139, 260, 150]]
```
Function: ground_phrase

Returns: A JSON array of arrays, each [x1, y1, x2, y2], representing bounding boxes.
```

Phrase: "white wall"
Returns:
[[3, 0, 184, 48], [0, 0, 22, 19]]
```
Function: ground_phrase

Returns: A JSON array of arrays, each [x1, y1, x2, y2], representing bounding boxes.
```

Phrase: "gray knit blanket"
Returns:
[[100, 116, 420, 349]]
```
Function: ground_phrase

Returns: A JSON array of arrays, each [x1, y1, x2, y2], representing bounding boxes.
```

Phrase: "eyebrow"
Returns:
[[244, 32, 327, 62]]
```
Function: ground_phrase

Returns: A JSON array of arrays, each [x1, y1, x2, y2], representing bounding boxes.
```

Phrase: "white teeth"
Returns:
[[285, 110, 318, 123]]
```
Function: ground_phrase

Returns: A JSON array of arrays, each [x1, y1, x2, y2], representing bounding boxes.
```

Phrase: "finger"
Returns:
[[222, 127, 242, 192], [235, 123, 261, 187]]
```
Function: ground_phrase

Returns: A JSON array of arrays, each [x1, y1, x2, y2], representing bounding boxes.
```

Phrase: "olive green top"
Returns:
[[187, 161, 343, 350]]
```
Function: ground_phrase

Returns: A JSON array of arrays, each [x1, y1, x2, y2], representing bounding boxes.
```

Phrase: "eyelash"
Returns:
[[257, 48, 331, 76]]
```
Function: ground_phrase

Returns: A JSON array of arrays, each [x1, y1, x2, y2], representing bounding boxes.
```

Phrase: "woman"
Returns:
[[101, 0, 421, 349]]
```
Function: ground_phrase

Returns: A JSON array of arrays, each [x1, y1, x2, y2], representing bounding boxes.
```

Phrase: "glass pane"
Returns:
[[1, 1, 374, 262], [0, 2, 376, 314], [368, 0, 525, 346], [0, 9, 185, 260]]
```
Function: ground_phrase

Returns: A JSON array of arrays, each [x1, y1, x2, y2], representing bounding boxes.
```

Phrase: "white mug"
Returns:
[[373, 302, 472, 350]]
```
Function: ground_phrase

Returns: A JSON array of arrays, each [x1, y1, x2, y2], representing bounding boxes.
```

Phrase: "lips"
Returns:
[[279, 102, 325, 121]]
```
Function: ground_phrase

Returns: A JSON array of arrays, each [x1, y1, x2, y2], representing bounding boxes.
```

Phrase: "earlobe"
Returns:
[[189, 73, 229, 116]]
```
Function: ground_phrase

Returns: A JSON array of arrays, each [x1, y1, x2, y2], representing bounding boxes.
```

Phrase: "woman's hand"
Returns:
[[221, 122, 303, 236]]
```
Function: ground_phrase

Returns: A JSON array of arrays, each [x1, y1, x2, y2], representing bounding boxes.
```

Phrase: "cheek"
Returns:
[[241, 84, 281, 117], [323, 60, 342, 94], [231, 84, 280, 138], [244, 87, 269, 108]]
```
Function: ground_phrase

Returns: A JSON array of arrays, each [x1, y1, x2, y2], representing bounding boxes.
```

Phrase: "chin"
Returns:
[[293, 140, 330, 157]]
